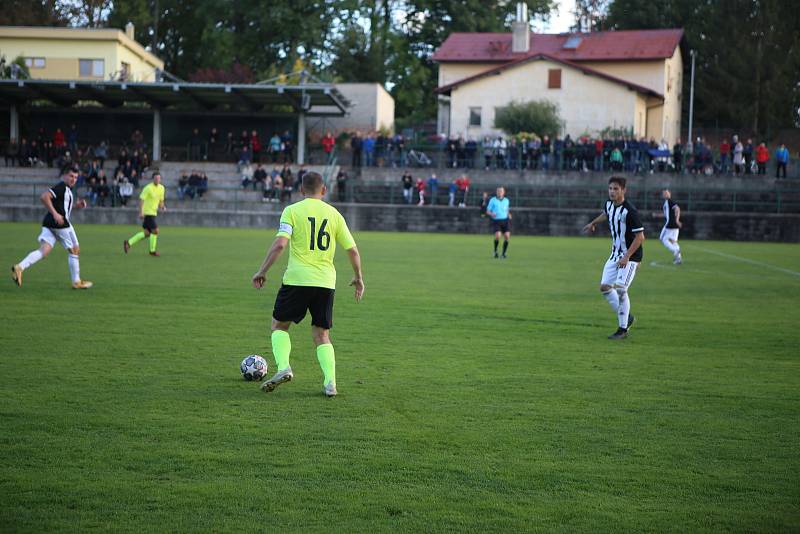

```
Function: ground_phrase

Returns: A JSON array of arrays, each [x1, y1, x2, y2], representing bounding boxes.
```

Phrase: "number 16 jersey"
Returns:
[[276, 198, 356, 289]]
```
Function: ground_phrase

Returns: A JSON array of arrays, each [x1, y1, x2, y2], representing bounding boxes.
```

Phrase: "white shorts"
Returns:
[[660, 227, 679, 242], [601, 259, 639, 289], [38, 226, 79, 250]]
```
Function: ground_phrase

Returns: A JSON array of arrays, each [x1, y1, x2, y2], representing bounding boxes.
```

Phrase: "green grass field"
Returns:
[[1, 222, 799, 532]]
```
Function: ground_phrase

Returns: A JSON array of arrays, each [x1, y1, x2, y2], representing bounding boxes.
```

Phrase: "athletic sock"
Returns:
[[271, 330, 291, 371], [128, 231, 145, 246], [316, 343, 336, 386], [502, 240, 509, 255], [602, 289, 619, 311], [149, 234, 158, 253], [617, 289, 630, 328], [19, 249, 43, 270], [661, 237, 679, 254], [68, 254, 80, 283], [493, 239, 499, 253]]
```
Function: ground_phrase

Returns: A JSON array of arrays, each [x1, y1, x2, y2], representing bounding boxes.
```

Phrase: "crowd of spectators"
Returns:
[[395, 172, 472, 207], [189, 127, 295, 164], [335, 130, 794, 178], [240, 162, 307, 204]]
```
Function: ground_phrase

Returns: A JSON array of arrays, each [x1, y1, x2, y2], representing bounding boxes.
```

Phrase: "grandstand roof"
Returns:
[[0, 79, 349, 115], [432, 29, 684, 63]]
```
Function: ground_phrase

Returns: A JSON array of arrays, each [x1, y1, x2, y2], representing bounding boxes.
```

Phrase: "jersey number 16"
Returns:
[[308, 217, 330, 251]]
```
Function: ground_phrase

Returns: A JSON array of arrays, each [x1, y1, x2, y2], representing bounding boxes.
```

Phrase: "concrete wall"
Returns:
[[3, 203, 798, 242], [0, 26, 163, 82], [448, 58, 639, 139]]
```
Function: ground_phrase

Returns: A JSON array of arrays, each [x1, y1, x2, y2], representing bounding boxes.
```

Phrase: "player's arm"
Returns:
[[618, 231, 645, 267], [346, 246, 365, 302], [583, 212, 607, 233], [674, 205, 682, 228], [252, 236, 289, 289], [40, 190, 65, 225]]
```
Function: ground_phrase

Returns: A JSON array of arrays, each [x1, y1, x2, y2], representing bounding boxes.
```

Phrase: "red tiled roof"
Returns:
[[434, 53, 664, 99], [432, 29, 683, 63]]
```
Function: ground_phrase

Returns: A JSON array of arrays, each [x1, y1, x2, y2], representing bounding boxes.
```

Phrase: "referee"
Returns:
[[486, 186, 511, 259], [123, 172, 166, 257]]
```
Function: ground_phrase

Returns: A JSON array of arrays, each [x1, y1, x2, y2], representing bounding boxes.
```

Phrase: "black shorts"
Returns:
[[142, 215, 158, 232], [273, 285, 335, 329], [492, 219, 510, 233]]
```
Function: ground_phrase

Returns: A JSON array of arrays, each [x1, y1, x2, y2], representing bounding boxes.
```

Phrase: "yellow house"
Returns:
[[0, 25, 164, 82], [433, 8, 684, 144]]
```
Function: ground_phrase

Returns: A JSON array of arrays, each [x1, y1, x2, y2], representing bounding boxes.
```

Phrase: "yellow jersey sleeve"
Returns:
[[139, 184, 150, 201], [336, 211, 356, 250], [276, 205, 294, 239]]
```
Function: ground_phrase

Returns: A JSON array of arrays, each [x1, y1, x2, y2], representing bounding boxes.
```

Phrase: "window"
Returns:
[[79, 59, 104, 78], [469, 107, 482, 127], [24, 58, 46, 69], [563, 36, 582, 50], [548, 69, 561, 89]]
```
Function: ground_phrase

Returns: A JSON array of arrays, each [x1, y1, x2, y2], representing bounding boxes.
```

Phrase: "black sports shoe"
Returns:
[[608, 327, 628, 340], [627, 314, 635, 330], [493, 253, 499, 259], [501, 254, 507, 259]]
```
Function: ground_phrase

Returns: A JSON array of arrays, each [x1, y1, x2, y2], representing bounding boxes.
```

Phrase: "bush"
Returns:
[[494, 100, 562, 137]]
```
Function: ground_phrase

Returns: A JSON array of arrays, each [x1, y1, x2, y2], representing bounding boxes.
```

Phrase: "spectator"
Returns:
[[96, 176, 110, 206], [394, 133, 407, 167], [321, 131, 335, 163], [187, 169, 202, 199], [755, 142, 769, 175], [197, 172, 209, 198], [375, 132, 387, 167], [447, 136, 459, 168], [494, 137, 507, 169], [225, 131, 236, 158], [541, 135, 551, 170], [208, 127, 220, 161], [53, 128, 66, 151], [363, 134, 376, 167], [86, 176, 98, 206], [610, 146, 623, 171], [269, 133, 282, 163], [131, 129, 144, 150], [455, 174, 470, 207], [732, 135, 744, 175], [427, 173, 439, 205], [44, 141, 56, 168], [553, 136, 564, 170], [281, 130, 294, 163], [240, 162, 255, 189], [237, 145, 252, 172], [260, 172, 274, 203], [594, 137, 604, 171], [252, 163, 267, 191], [401, 172, 413, 204], [448, 179, 457, 207], [775, 143, 789, 178], [465, 137, 478, 168], [673, 138, 684, 173], [719, 138, 731, 174], [482, 137, 493, 169], [295, 164, 307, 192], [351, 131, 363, 168], [93, 141, 108, 168], [4, 138, 18, 166], [281, 165, 294, 202], [416, 178, 425, 206], [248, 130, 261, 163], [337, 169, 348, 202], [479, 191, 490, 217], [743, 139, 754, 174], [273, 173, 284, 202], [190, 128, 203, 160], [67, 124, 79, 154], [177, 170, 190, 200], [239, 130, 250, 155], [27, 140, 42, 167], [119, 176, 133, 206]]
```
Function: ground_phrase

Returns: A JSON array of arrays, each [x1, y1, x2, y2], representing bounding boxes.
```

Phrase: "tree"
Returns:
[[571, 0, 609, 32], [494, 100, 562, 137]]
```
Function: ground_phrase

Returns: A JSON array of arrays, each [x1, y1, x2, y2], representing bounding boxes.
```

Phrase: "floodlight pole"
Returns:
[[297, 112, 306, 165], [9, 105, 18, 141], [687, 49, 696, 145], [152, 107, 162, 162]]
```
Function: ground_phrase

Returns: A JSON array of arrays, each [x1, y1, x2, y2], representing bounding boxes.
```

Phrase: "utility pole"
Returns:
[[687, 49, 696, 145]]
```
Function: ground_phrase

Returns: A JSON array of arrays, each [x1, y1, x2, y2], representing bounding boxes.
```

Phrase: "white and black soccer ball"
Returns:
[[240, 355, 268, 381]]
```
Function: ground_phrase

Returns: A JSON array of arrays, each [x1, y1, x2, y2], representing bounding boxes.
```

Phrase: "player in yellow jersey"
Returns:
[[123, 172, 166, 257], [252, 172, 364, 397]]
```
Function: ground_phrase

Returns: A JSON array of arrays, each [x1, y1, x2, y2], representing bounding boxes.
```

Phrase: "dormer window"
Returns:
[[563, 36, 582, 50]]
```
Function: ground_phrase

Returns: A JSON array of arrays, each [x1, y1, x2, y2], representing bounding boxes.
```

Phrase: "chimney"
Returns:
[[125, 22, 135, 40], [512, 3, 530, 54]]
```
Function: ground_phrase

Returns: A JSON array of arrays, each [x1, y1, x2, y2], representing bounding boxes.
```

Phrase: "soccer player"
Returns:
[[583, 176, 645, 340], [251, 172, 364, 397], [486, 186, 511, 258], [123, 172, 166, 256], [11, 166, 93, 289], [658, 189, 682, 264]]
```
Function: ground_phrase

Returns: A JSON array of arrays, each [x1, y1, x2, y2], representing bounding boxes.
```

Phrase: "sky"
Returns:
[[533, 0, 576, 33]]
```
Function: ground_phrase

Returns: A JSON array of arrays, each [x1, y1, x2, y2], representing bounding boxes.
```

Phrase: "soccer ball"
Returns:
[[240, 355, 268, 381]]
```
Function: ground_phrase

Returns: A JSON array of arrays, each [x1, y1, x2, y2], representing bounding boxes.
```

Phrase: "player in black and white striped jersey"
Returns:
[[658, 189, 682, 264], [583, 176, 646, 340], [11, 166, 93, 289]]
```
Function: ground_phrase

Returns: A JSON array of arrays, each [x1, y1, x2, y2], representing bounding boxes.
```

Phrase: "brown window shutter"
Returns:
[[548, 69, 561, 89]]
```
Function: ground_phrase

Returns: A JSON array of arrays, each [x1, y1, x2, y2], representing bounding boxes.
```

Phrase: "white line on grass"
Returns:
[[692, 246, 800, 278]]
